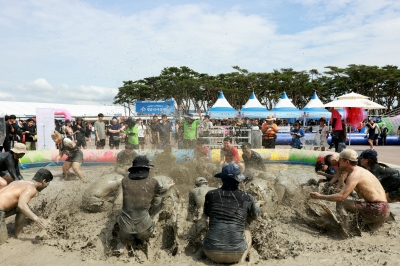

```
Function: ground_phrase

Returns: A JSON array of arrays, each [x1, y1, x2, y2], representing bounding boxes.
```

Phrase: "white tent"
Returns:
[[324, 92, 386, 110], [301, 92, 331, 119], [0, 101, 128, 118], [240, 92, 268, 118], [207, 92, 237, 118], [269, 92, 302, 118]]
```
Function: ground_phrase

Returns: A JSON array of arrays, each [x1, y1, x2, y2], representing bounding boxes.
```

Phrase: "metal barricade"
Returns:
[[197, 126, 252, 149]]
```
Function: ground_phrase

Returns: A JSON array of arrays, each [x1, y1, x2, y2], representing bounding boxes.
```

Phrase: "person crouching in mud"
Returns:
[[51, 130, 85, 181], [202, 163, 260, 264], [0, 168, 53, 244], [0, 143, 27, 189], [188, 177, 216, 221], [115, 144, 137, 175], [310, 149, 389, 228], [116, 156, 175, 254]]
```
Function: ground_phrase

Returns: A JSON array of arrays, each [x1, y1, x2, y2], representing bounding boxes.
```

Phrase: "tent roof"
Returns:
[[209, 92, 236, 110], [303, 92, 326, 109], [241, 92, 265, 109], [0, 101, 127, 117], [273, 92, 298, 110]]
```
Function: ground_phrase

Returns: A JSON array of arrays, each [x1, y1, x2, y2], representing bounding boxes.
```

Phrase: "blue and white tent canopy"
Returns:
[[240, 92, 268, 118], [269, 92, 302, 118], [207, 92, 237, 118], [301, 92, 332, 119]]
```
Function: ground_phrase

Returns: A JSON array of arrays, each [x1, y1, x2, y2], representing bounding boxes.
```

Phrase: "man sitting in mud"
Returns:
[[310, 149, 389, 227], [0, 143, 26, 189], [82, 173, 124, 213], [0, 168, 53, 244], [241, 142, 265, 180], [117, 156, 175, 253], [203, 163, 260, 264], [187, 177, 216, 221], [359, 149, 400, 203], [115, 144, 137, 175]]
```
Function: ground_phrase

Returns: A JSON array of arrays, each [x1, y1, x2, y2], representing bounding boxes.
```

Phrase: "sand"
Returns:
[[1, 163, 400, 266]]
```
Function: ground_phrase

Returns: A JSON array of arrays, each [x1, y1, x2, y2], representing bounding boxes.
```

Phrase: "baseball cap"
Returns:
[[361, 149, 378, 159], [214, 163, 247, 183], [339, 149, 358, 162]]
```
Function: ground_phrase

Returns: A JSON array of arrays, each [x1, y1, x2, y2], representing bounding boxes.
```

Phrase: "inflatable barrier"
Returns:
[[275, 133, 400, 145], [20, 148, 330, 169]]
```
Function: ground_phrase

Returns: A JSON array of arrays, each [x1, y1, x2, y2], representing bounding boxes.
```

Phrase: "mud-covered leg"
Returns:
[[14, 211, 26, 238]]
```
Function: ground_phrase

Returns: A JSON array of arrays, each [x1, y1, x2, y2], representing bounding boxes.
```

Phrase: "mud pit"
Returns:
[[1, 163, 400, 265]]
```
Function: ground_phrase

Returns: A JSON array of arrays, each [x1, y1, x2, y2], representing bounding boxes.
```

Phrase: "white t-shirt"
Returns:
[[318, 125, 329, 141], [137, 125, 146, 138]]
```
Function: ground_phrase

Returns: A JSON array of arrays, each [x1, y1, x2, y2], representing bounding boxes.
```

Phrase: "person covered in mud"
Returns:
[[241, 142, 266, 178], [187, 177, 215, 221], [115, 143, 138, 175], [220, 137, 243, 169], [310, 149, 390, 227], [194, 138, 210, 163], [359, 149, 400, 203], [315, 154, 338, 183], [203, 163, 260, 264], [117, 156, 175, 252], [82, 173, 124, 213], [51, 130, 85, 181], [0, 168, 53, 244], [0, 143, 26, 189]]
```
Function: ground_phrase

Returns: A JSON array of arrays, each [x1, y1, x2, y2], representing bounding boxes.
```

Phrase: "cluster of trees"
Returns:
[[113, 65, 400, 115]]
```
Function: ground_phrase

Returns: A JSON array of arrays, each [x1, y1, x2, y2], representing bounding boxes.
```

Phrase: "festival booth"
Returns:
[[203, 92, 242, 147], [264, 92, 302, 144], [240, 92, 268, 148], [301, 92, 331, 120], [324, 92, 398, 145]]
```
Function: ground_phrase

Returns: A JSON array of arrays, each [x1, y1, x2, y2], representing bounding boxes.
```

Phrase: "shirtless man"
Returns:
[[310, 149, 389, 226], [0, 168, 53, 244], [0, 143, 26, 188]]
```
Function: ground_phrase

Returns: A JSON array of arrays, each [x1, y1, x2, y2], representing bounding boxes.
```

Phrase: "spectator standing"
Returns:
[[94, 113, 106, 149], [290, 123, 304, 149], [64, 120, 74, 140], [158, 114, 173, 149], [136, 119, 147, 150], [149, 115, 160, 150], [73, 118, 87, 149], [124, 117, 139, 150], [366, 119, 377, 150], [108, 117, 121, 150], [261, 115, 278, 149], [84, 121, 92, 143], [326, 107, 343, 152], [22, 119, 36, 151], [380, 123, 388, 146], [316, 117, 329, 151]]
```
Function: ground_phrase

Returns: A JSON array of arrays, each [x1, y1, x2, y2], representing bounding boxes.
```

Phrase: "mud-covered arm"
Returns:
[[18, 187, 40, 221], [157, 181, 175, 195], [247, 195, 260, 222], [311, 176, 357, 202], [187, 191, 196, 220], [6, 155, 23, 180]]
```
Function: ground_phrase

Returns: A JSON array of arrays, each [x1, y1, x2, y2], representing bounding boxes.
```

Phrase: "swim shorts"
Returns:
[[355, 201, 389, 223]]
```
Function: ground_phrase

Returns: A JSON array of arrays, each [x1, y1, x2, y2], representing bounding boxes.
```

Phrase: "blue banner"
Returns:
[[136, 100, 175, 116]]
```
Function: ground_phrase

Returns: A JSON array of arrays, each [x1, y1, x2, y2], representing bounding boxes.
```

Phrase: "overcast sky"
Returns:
[[1, 0, 399, 105]]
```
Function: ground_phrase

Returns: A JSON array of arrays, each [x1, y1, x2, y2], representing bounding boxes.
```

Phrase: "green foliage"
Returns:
[[113, 65, 400, 114]]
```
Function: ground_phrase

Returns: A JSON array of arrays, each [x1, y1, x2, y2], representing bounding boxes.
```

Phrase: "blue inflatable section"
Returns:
[[275, 133, 400, 145]]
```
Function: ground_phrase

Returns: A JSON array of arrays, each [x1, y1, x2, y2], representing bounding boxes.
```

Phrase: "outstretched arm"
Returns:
[[18, 186, 48, 228]]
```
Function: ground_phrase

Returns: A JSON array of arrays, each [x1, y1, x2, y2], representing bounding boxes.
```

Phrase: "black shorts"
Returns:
[[76, 138, 87, 148], [109, 138, 120, 147], [96, 139, 106, 147], [368, 133, 375, 140]]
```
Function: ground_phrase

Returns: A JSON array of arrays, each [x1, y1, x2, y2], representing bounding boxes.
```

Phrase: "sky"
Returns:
[[0, 0, 399, 105]]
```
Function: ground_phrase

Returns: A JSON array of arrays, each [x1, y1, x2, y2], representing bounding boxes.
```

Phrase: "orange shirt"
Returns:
[[261, 123, 279, 139]]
